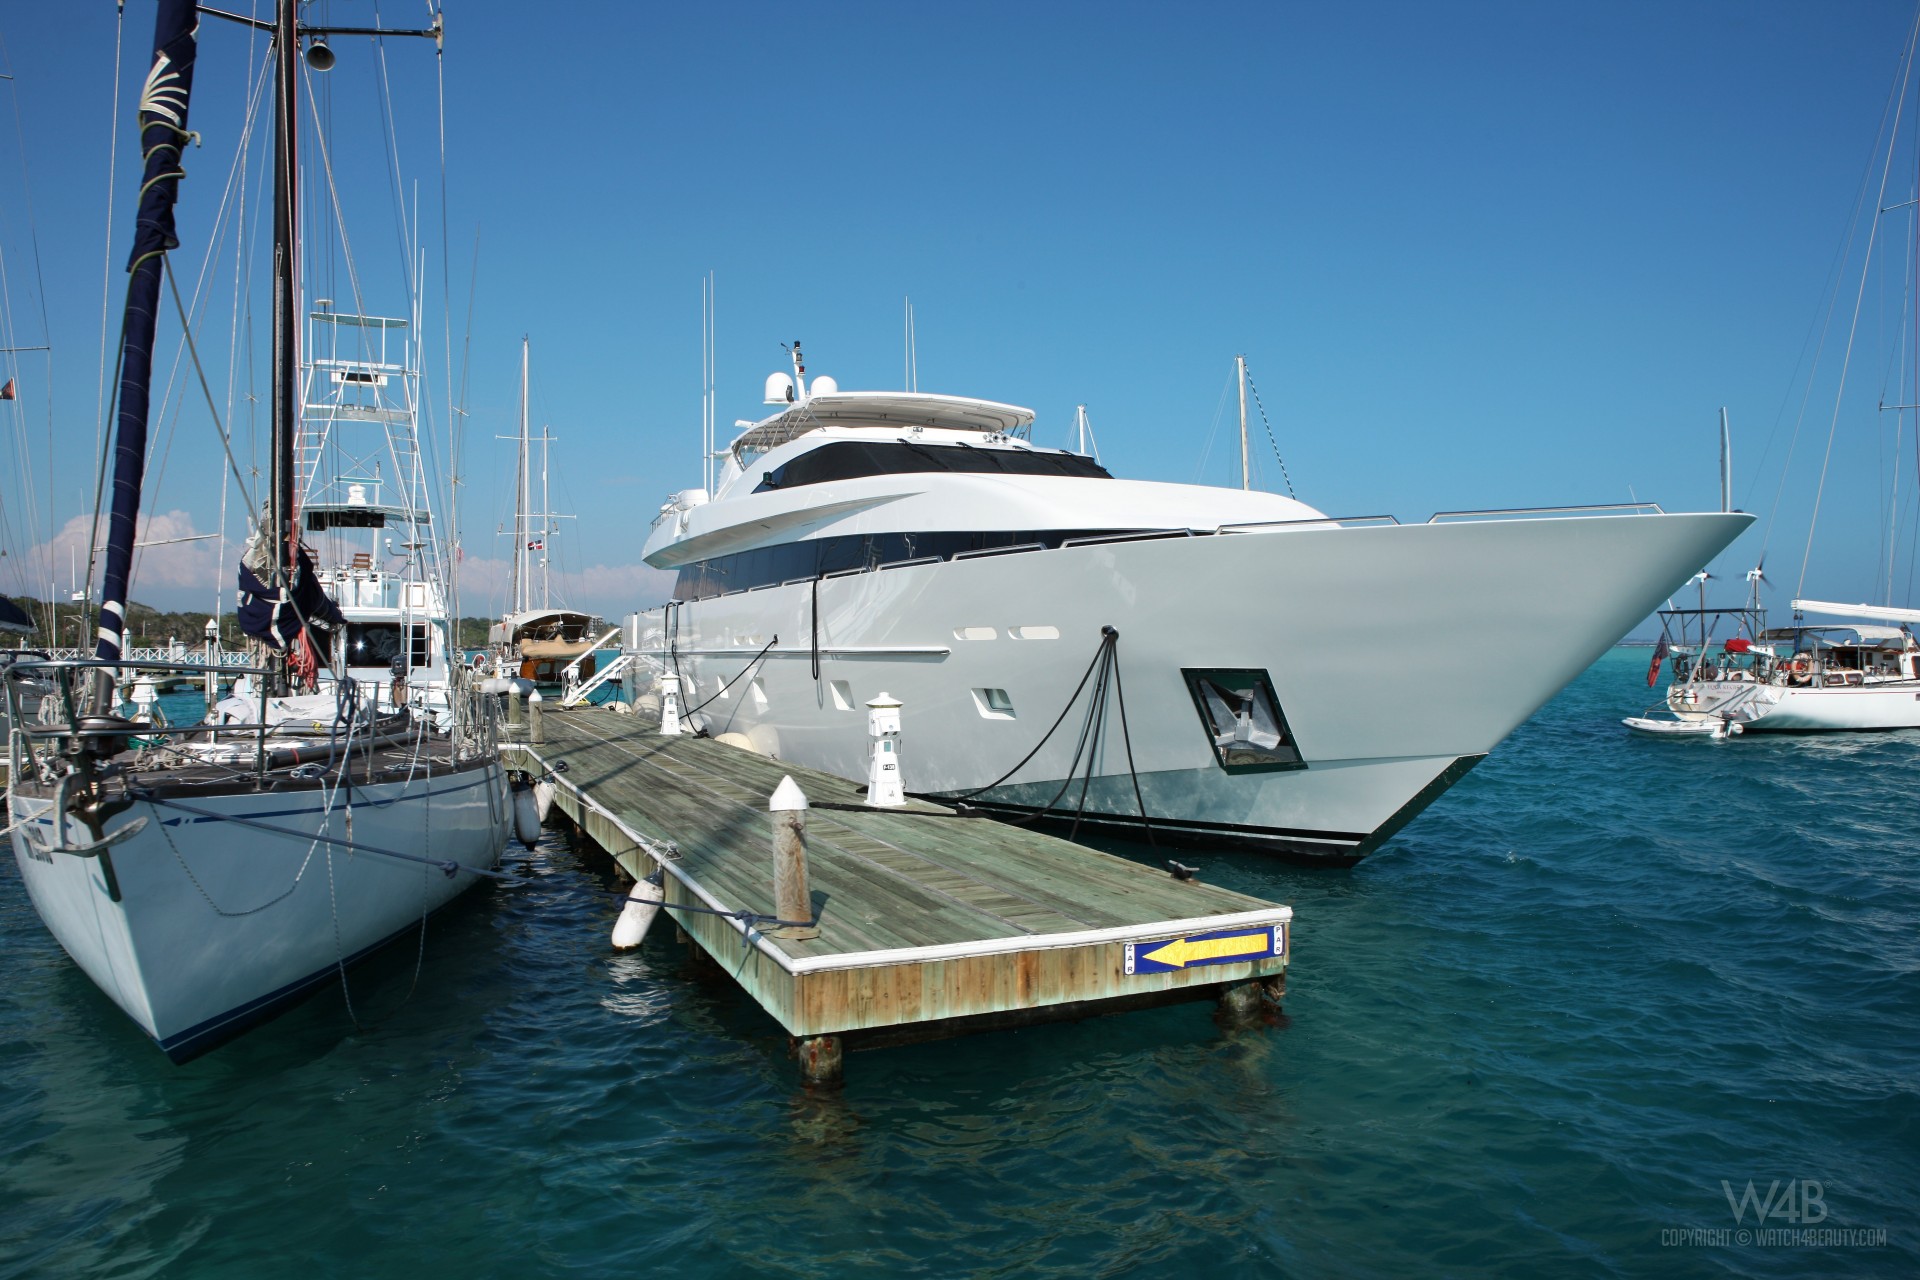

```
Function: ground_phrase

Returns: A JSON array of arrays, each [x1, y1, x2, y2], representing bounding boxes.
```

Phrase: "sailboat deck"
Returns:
[[501, 706, 1291, 1055]]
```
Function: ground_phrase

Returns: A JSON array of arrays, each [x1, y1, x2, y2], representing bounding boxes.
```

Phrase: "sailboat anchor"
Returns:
[[48, 769, 149, 902]]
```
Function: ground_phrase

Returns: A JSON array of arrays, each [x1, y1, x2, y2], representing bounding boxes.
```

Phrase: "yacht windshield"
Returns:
[[756, 441, 1110, 492]]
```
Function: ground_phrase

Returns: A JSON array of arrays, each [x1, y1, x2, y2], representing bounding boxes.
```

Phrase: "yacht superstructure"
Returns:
[[628, 364, 1752, 862]]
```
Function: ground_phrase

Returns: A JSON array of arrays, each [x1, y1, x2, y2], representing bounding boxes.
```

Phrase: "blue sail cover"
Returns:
[[237, 543, 344, 651], [95, 0, 197, 661]]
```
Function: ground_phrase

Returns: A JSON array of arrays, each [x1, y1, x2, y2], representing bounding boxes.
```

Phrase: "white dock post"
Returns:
[[129, 676, 159, 725], [529, 689, 545, 745], [203, 617, 219, 708], [658, 671, 683, 736], [865, 692, 905, 807], [769, 775, 819, 938], [508, 686, 524, 727]]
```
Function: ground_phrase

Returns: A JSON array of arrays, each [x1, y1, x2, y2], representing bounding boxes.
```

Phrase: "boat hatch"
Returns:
[[1181, 669, 1305, 773]]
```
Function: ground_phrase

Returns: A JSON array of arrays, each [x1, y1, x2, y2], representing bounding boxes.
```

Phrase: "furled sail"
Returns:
[[95, 0, 197, 661], [236, 512, 343, 653]]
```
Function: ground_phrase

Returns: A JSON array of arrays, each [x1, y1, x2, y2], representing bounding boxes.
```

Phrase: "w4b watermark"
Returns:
[[1661, 1180, 1888, 1249]]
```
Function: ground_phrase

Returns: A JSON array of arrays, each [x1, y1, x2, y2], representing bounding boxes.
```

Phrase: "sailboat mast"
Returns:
[[513, 336, 528, 616], [1237, 355, 1249, 491], [540, 425, 551, 609], [271, 0, 298, 605]]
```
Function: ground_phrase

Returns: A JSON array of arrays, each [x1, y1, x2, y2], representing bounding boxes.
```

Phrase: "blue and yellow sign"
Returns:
[[1125, 924, 1285, 975]]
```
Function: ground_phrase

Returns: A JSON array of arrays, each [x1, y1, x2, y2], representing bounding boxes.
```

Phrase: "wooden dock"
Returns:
[[501, 702, 1292, 1082]]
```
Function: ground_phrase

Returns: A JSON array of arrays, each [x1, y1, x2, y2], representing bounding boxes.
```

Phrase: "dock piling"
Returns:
[[1216, 979, 1263, 1026], [796, 1034, 843, 1087], [507, 687, 524, 726], [769, 775, 819, 939], [529, 690, 545, 744]]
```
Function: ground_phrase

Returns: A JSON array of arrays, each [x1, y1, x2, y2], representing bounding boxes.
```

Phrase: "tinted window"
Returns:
[[756, 441, 1111, 492], [346, 622, 404, 667], [670, 528, 1164, 601]]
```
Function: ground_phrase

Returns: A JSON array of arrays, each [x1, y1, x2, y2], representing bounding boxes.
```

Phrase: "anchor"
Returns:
[[42, 710, 151, 903]]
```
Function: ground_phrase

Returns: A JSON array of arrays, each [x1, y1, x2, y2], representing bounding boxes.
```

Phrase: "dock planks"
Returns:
[[503, 705, 1291, 1059]]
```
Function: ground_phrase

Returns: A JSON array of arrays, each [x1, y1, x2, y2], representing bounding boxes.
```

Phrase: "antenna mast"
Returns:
[[1237, 355, 1250, 490], [904, 296, 918, 391], [1718, 407, 1731, 513]]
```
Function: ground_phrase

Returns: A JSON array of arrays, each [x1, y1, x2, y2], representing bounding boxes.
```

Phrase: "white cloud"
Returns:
[[17, 511, 675, 622], [20, 510, 239, 613]]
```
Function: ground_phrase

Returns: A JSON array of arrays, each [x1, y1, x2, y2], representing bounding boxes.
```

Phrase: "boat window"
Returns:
[[1181, 668, 1304, 773], [410, 623, 430, 669], [346, 622, 404, 667], [754, 441, 1111, 492], [669, 528, 1163, 601]]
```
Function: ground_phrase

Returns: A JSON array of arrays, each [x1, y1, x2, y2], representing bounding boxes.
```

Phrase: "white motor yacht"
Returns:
[[629, 363, 1751, 862]]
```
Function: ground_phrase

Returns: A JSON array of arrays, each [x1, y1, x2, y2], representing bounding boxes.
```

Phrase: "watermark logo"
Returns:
[[1723, 1179, 1825, 1226], [1660, 1179, 1887, 1250]]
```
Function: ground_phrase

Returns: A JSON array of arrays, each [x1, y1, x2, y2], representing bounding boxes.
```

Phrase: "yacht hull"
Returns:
[[8, 759, 510, 1061], [642, 511, 1751, 861]]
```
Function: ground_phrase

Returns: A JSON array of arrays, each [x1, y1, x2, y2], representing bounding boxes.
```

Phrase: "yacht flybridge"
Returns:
[[631, 355, 1752, 862]]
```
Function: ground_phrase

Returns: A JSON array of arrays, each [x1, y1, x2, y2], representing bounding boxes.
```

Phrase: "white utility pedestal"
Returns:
[[865, 692, 905, 807]]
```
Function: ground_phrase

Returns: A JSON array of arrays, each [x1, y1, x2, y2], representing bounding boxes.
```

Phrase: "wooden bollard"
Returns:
[[769, 775, 819, 939], [529, 689, 545, 744], [507, 687, 524, 726]]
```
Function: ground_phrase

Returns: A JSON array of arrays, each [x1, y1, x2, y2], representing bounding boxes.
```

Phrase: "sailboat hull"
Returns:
[[1675, 678, 1920, 731], [641, 510, 1752, 860], [9, 758, 510, 1061]]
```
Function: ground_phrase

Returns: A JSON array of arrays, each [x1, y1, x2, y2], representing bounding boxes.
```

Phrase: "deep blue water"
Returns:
[[2, 648, 1914, 1277]]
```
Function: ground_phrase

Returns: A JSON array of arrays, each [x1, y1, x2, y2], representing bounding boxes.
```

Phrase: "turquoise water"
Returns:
[[2, 648, 1914, 1277]]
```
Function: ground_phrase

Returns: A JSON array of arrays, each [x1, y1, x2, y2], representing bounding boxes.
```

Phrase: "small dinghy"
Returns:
[[1623, 713, 1743, 739]]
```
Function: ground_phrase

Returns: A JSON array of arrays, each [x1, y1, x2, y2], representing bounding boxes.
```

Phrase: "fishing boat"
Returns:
[[626, 348, 1751, 862], [4, 0, 507, 1062], [486, 339, 602, 690]]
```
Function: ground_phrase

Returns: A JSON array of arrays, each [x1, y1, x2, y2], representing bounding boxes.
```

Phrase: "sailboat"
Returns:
[[486, 339, 601, 690], [1635, 14, 1920, 736], [3, 0, 508, 1062]]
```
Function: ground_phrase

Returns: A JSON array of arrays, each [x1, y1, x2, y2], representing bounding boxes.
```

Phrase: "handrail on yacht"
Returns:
[[1213, 515, 1401, 534], [1426, 502, 1667, 523]]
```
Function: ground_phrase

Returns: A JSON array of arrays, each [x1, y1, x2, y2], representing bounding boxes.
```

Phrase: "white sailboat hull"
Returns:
[[9, 759, 510, 1061], [642, 511, 1749, 860], [1676, 678, 1920, 731]]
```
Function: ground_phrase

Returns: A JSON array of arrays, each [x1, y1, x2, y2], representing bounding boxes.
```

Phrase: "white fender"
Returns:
[[511, 782, 540, 849], [611, 872, 666, 949], [533, 779, 556, 824]]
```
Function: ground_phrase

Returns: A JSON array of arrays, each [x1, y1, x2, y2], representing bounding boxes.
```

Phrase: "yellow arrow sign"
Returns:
[[1139, 931, 1271, 970]]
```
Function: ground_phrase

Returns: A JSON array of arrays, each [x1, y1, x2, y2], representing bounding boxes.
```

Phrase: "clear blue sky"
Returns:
[[2, 1, 1919, 627]]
